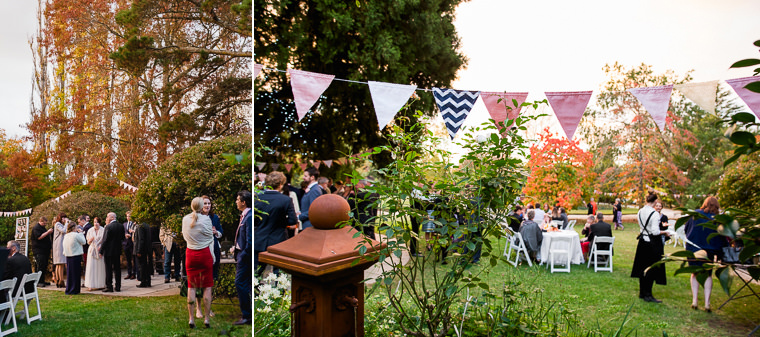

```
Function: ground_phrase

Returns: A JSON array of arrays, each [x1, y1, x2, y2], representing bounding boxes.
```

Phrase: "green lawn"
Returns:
[[7, 290, 252, 337], [474, 222, 759, 336]]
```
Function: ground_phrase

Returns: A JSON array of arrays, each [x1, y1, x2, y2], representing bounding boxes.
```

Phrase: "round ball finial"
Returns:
[[309, 194, 350, 229]]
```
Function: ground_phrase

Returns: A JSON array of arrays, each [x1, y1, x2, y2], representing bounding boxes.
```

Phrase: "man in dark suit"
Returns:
[[299, 167, 323, 229], [232, 190, 253, 326], [134, 222, 152, 288], [588, 212, 614, 252], [123, 211, 136, 280], [79, 215, 92, 278], [255, 172, 297, 276], [3, 241, 33, 297], [30, 217, 53, 287], [99, 212, 125, 292]]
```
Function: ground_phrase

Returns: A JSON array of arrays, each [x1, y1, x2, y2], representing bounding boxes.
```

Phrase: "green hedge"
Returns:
[[131, 134, 252, 245]]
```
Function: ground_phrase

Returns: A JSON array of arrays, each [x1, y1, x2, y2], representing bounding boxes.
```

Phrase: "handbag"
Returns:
[[722, 246, 741, 263]]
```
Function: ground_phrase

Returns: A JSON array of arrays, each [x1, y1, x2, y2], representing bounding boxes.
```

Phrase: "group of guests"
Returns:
[[19, 191, 253, 328], [631, 192, 729, 312], [254, 168, 380, 275]]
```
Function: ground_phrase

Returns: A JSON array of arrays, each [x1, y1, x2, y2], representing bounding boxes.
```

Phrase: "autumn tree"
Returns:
[[522, 127, 596, 209], [254, 0, 468, 166]]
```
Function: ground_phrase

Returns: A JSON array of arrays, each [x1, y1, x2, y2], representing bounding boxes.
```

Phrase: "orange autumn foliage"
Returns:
[[522, 127, 596, 209]]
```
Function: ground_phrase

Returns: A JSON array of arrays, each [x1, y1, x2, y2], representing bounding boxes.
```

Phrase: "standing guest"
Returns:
[[348, 179, 378, 239], [285, 175, 304, 206], [63, 221, 86, 295], [686, 196, 728, 312], [518, 210, 543, 262], [232, 190, 252, 326], [123, 212, 137, 280], [613, 198, 625, 230], [317, 177, 331, 194], [199, 195, 223, 319], [631, 191, 666, 303], [3, 241, 33, 297], [160, 225, 181, 283], [255, 172, 297, 275], [84, 217, 106, 291], [99, 212, 124, 292], [52, 213, 67, 288], [79, 215, 93, 280], [182, 197, 215, 329], [328, 177, 337, 194], [532, 203, 545, 225], [586, 200, 593, 215], [299, 168, 323, 229], [590, 197, 598, 215], [654, 201, 671, 243], [280, 186, 301, 237], [134, 221, 152, 288], [30, 217, 53, 287]]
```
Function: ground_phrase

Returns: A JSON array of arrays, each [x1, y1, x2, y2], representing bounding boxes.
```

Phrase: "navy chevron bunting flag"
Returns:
[[433, 88, 480, 140]]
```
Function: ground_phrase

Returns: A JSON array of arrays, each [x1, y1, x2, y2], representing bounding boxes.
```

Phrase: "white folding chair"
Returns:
[[547, 236, 572, 273], [586, 236, 615, 272], [4, 271, 42, 326], [551, 220, 563, 229], [505, 232, 532, 267], [566, 220, 576, 231], [502, 230, 514, 258], [0, 278, 17, 336]]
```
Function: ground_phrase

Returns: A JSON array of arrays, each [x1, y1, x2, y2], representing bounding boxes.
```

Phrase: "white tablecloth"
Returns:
[[539, 230, 584, 265]]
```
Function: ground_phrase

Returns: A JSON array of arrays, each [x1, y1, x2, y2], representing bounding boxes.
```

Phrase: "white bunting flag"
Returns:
[[323, 159, 333, 168], [674, 81, 718, 115], [368, 81, 417, 129], [254, 63, 262, 78]]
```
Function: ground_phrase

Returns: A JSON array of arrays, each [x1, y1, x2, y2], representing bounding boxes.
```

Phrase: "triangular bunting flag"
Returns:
[[271, 163, 280, 170], [299, 163, 308, 171], [433, 87, 480, 140], [254, 63, 262, 78], [288, 69, 335, 121], [368, 81, 417, 129], [726, 77, 760, 118], [674, 81, 718, 115], [314, 160, 322, 168], [256, 163, 265, 171], [545, 91, 593, 140], [480, 91, 529, 135], [324, 159, 333, 168], [284, 164, 293, 172], [628, 85, 673, 132]]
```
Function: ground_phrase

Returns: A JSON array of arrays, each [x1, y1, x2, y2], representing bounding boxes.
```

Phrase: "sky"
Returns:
[[0, 1, 37, 141], [450, 0, 760, 140]]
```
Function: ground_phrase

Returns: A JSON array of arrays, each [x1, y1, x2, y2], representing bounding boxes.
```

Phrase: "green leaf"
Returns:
[[669, 250, 695, 258], [731, 112, 756, 123], [393, 249, 402, 258], [739, 244, 760, 262], [719, 267, 732, 295], [730, 59, 760, 68], [754, 40, 760, 47], [724, 152, 743, 167], [478, 282, 489, 290], [729, 131, 756, 146], [359, 245, 367, 255], [445, 285, 456, 296], [384, 277, 392, 286], [745, 81, 760, 94]]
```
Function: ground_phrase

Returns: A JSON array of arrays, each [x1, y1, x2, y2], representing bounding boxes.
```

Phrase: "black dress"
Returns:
[[630, 208, 666, 285]]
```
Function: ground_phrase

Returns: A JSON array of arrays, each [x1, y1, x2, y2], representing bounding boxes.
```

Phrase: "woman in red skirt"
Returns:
[[182, 197, 214, 328]]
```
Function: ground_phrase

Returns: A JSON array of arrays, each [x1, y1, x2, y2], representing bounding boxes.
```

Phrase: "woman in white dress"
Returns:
[[52, 213, 68, 288], [84, 217, 106, 290]]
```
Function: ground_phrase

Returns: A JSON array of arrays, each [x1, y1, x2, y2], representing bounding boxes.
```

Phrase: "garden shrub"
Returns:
[[717, 151, 760, 211], [30, 190, 131, 224], [131, 134, 252, 245]]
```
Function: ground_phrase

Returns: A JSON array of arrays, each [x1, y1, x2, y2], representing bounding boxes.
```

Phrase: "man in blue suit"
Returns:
[[299, 167, 324, 229], [254, 172, 297, 275], [232, 189, 253, 326]]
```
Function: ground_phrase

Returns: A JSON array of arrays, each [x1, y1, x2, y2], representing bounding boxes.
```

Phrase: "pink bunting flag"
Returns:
[[299, 163, 308, 171], [545, 91, 593, 140], [726, 77, 760, 118], [288, 69, 335, 120], [284, 164, 293, 172], [368, 81, 417, 129], [627, 85, 673, 132], [271, 163, 280, 170], [254, 63, 262, 78], [480, 91, 529, 136], [323, 159, 333, 168], [313, 160, 322, 168], [256, 163, 265, 171]]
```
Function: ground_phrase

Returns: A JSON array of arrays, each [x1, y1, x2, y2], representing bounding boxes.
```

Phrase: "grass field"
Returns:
[[7, 290, 252, 337], [474, 222, 759, 336]]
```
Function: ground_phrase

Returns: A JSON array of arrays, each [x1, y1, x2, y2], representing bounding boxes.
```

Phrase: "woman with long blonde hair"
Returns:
[[181, 197, 214, 329]]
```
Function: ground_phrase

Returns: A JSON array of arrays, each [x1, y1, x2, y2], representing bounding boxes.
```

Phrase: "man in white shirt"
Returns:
[[533, 203, 545, 224]]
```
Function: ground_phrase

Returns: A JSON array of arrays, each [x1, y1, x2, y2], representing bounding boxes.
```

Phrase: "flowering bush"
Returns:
[[254, 273, 291, 336]]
